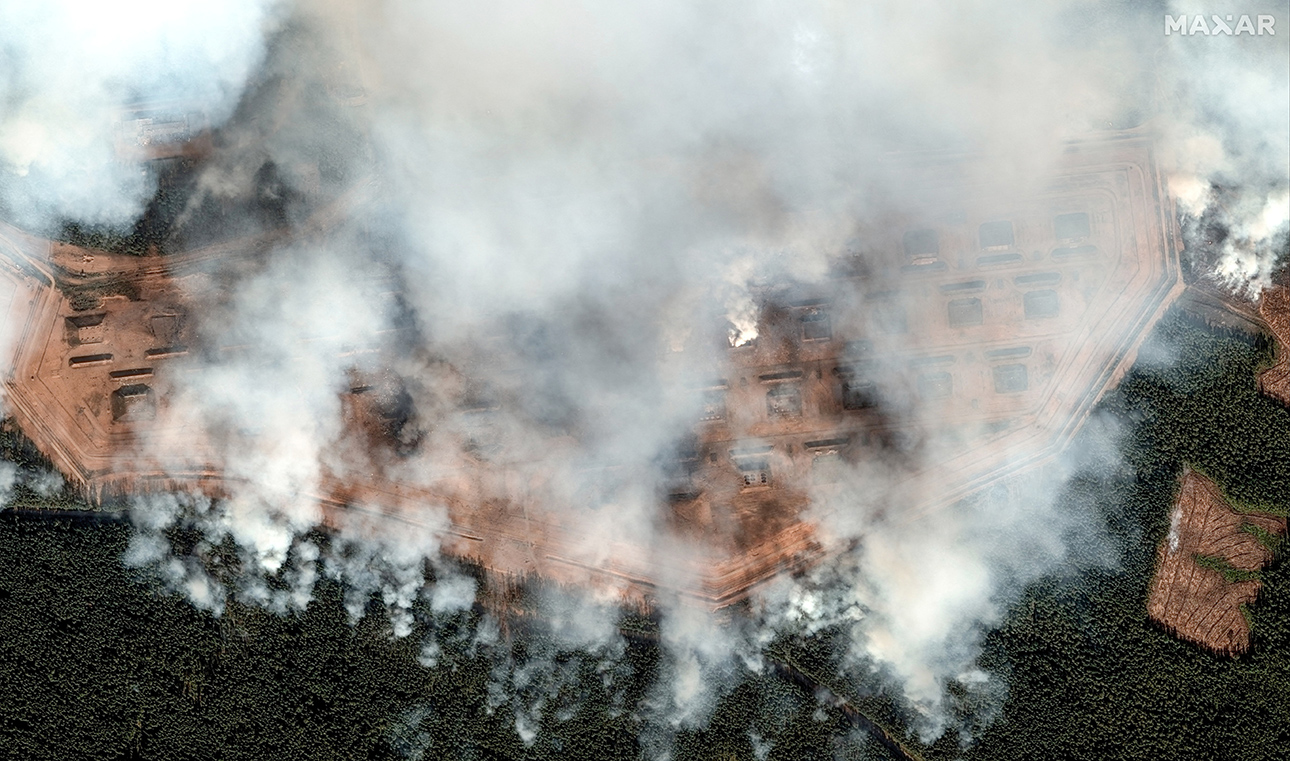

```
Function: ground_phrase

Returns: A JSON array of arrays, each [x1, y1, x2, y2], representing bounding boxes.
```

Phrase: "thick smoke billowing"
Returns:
[[3, 0, 1289, 750], [0, 0, 278, 228], [1163, 0, 1290, 290], [0, 460, 15, 506]]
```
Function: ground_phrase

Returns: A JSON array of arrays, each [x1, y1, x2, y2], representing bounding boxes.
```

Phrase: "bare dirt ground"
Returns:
[[1147, 469, 1286, 656], [1258, 286, 1290, 406]]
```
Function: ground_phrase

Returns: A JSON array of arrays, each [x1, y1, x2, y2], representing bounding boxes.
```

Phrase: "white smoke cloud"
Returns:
[[756, 414, 1126, 732], [1161, 0, 1290, 292], [0, 0, 279, 229], [1207, 190, 1290, 291], [0, 460, 16, 506], [0, 454, 68, 509], [2, 0, 1287, 749]]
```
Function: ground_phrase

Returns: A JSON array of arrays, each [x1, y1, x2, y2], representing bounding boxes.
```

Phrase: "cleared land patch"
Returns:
[[1258, 286, 1290, 405], [1147, 469, 1286, 656]]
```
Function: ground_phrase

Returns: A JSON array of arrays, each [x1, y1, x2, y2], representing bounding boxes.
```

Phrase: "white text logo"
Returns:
[[1164, 14, 1276, 35]]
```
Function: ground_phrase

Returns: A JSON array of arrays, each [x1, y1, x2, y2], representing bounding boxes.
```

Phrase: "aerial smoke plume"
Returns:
[[2, 0, 1288, 747], [1162, 0, 1290, 290], [0, 0, 278, 227]]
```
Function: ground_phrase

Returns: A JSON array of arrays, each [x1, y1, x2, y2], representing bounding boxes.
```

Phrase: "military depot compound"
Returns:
[[1, 130, 1186, 610]]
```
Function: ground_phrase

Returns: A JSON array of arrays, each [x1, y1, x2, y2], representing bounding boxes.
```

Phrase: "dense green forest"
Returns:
[[956, 316, 1290, 760], [2, 312, 1289, 759], [0, 517, 889, 760]]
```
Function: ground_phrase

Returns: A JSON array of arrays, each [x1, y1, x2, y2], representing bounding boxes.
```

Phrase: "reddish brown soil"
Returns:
[[1147, 470, 1286, 656], [1258, 286, 1290, 406]]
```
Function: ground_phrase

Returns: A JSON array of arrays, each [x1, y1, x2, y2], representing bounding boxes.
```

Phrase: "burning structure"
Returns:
[[2, 130, 1185, 609]]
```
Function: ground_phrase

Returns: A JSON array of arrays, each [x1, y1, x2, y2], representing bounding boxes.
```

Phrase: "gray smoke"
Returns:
[[2, 0, 1288, 748]]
